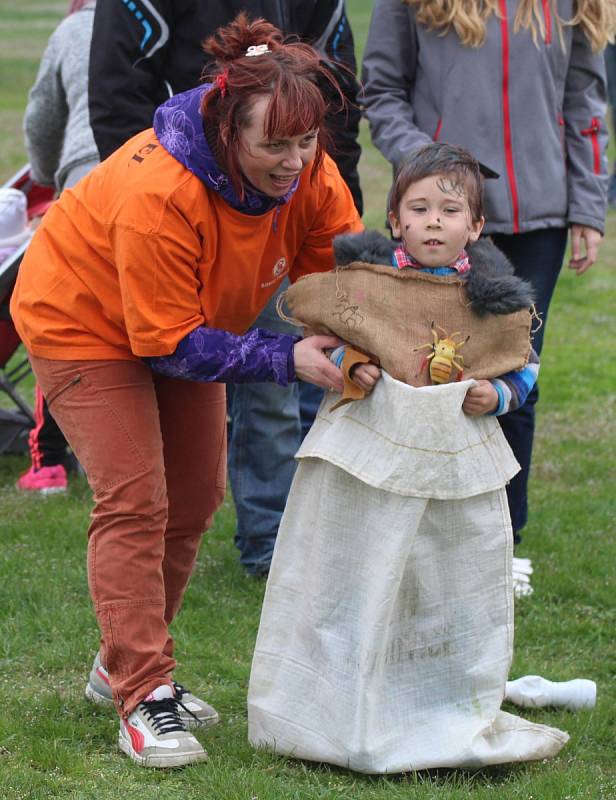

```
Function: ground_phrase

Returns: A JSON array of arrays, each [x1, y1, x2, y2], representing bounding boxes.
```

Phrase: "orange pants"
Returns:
[[30, 357, 226, 716]]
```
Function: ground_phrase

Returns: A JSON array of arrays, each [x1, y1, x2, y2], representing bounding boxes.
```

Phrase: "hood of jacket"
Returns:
[[153, 85, 298, 216]]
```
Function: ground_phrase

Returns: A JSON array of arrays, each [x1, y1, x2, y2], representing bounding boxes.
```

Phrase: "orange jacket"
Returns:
[[11, 129, 361, 361]]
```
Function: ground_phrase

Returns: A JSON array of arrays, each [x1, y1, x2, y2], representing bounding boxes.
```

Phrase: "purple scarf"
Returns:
[[153, 85, 298, 215]]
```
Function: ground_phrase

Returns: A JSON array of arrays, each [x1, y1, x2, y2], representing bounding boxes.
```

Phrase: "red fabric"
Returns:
[[393, 247, 470, 274], [30, 355, 226, 716], [0, 319, 21, 367], [499, 0, 520, 233]]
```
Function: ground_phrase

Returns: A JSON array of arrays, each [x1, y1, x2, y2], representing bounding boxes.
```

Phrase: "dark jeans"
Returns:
[[490, 228, 568, 542], [227, 282, 323, 574]]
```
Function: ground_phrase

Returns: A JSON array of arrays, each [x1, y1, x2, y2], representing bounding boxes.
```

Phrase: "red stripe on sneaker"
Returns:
[[96, 666, 110, 685], [125, 722, 145, 753]]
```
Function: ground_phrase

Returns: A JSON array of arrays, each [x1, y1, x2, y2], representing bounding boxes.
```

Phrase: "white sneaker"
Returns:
[[118, 685, 208, 768], [505, 675, 596, 710], [513, 556, 534, 598], [86, 653, 219, 728], [512, 556, 533, 575]]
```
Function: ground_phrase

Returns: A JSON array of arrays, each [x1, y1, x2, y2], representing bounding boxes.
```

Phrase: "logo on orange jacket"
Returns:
[[261, 257, 288, 288]]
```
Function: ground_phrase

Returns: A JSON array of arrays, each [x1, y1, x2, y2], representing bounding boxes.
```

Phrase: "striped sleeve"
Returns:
[[489, 348, 540, 416], [328, 345, 347, 369]]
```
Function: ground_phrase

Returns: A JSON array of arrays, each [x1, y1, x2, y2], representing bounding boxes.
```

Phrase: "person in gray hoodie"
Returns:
[[17, 0, 99, 494], [24, 0, 99, 192], [361, 0, 612, 587]]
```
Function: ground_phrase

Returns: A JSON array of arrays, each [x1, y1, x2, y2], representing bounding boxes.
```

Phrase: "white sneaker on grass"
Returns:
[[119, 684, 208, 768], [85, 652, 220, 728], [512, 556, 534, 598]]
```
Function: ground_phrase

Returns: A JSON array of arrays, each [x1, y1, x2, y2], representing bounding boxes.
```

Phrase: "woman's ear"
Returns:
[[467, 215, 485, 244], [388, 211, 401, 239], [220, 123, 229, 146]]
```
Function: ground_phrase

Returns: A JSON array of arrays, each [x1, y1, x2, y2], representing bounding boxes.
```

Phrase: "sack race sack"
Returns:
[[282, 263, 532, 387], [248, 375, 569, 773]]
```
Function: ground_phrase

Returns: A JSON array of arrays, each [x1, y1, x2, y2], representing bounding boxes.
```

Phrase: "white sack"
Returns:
[[248, 375, 568, 773]]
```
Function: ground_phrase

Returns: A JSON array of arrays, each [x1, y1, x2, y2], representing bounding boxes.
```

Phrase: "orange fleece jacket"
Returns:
[[11, 129, 362, 361]]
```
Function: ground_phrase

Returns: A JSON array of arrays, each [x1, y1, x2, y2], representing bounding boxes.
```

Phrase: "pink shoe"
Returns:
[[16, 464, 68, 495]]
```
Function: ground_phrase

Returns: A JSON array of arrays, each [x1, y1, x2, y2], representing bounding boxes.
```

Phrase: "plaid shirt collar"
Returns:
[[393, 247, 470, 274]]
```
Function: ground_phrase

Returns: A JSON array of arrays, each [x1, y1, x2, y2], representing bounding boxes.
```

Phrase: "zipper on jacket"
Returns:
[[499, 0, 520, 233], [581, 117, 602, 175], [433, 119, 443, 141], [541, 0, 552, 45]]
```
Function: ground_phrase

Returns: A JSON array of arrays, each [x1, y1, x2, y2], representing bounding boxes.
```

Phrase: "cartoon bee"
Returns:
[[415, 322, 469, 384]]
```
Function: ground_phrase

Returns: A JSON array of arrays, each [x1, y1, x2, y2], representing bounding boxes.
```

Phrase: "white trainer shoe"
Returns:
[[505, 675, 596, 710], [85, 653, 219, 728], [118, 685, 208, 768], [512, 556, 534, 598]]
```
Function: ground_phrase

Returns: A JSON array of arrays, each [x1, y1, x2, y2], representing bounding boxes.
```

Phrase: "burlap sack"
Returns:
[[248, 376, 569, 773], [282, 263, 532, 387]]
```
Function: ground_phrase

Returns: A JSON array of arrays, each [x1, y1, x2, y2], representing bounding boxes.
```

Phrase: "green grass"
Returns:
[[1, 1, 615, 798]]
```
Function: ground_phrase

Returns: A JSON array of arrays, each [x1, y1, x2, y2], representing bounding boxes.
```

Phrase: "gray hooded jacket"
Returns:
[[23, 1, 98, 191], [361, 0, 608, 235]]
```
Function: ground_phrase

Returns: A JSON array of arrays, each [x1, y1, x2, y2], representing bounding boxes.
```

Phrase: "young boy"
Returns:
[[248, 146, 568, 773], [332, 142, 539, 424]]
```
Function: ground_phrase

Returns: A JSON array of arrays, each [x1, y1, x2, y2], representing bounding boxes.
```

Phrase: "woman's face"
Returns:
[[237, 95, 318, 197]]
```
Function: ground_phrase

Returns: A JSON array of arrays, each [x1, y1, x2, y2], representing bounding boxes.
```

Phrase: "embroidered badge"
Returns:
[[273, 257, 287, 277], [260, 257, 288, 288]]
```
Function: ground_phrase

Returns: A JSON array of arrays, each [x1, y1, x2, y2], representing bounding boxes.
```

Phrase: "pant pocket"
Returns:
[[45, 373, 82, 407]]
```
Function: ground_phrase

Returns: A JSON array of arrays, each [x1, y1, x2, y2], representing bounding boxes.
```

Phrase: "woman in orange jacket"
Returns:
[[10, 14, 370, 768]]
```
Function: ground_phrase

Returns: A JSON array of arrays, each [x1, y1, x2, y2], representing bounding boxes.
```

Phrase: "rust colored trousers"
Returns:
[[31, 357, 227, 716]]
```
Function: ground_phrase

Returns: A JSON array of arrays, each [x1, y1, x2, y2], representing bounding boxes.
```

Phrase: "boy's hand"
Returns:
[[462, 380, 498, 416], [350, 362, 381, 394]]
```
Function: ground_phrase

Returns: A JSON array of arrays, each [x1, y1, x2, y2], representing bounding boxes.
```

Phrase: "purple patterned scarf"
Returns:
[[153, 85, 298, 215]]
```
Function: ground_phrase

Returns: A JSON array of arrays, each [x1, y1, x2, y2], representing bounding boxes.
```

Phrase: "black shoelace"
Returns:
[[173, 682, 201, 727], [140, 697, 185, 734]]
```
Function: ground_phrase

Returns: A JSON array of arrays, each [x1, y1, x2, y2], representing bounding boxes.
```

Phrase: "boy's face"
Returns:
[[388, 173, 484, 268]]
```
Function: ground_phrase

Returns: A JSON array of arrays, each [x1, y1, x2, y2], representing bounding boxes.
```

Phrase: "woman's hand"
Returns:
[[293, 335, 346, 392], [462, 380, 498, 416], [351, 362, 382, 394], [569, 225, 602, 275]]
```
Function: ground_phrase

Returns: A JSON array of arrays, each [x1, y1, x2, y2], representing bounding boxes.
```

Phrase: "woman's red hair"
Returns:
[[200, 14, 341, 199]]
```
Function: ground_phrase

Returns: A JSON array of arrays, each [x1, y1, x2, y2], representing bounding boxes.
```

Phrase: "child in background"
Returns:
[[16, 0, 99, 494]]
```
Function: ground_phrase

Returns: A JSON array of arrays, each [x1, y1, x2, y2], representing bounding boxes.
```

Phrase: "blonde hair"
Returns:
[[403, 0, 615, 52]]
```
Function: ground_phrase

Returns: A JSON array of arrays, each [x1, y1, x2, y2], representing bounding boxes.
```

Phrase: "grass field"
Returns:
[[0, 1, 615, 798]]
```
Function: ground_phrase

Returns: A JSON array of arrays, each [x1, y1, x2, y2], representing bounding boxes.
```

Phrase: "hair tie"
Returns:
[[246, 44, 270, 57], [215, 70, 228, 98]]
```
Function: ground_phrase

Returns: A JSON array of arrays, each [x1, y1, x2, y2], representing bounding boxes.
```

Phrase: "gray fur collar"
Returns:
[[333, 230, 534, 316]]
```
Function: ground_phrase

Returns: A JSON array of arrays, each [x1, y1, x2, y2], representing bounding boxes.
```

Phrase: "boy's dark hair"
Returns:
[[389, 143, 484, 222]]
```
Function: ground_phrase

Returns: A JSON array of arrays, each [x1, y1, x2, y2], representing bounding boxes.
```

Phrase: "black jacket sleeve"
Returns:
[[89, 0, 176, 159], [306, 0, 363, 214]]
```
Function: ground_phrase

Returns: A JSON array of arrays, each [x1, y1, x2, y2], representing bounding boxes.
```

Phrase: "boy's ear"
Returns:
[[388, 211, 401, 239], [467, 215, 485, 244]]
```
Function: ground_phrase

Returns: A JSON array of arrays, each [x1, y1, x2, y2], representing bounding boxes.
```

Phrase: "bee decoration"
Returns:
[[414, 322, 470, 384]]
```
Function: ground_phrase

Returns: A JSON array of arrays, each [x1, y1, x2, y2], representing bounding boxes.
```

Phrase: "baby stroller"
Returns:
[[0, 164, 54, 453]]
